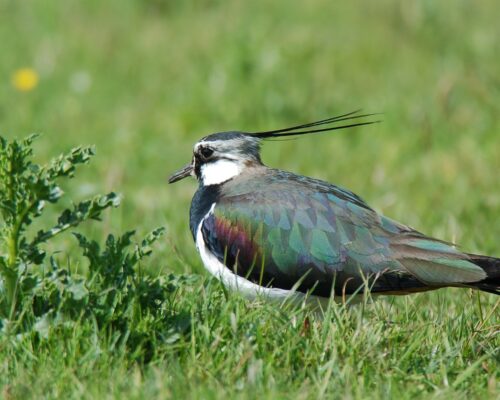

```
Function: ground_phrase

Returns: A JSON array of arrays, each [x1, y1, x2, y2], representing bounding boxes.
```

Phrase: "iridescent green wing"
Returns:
[[201, 171, 486, 296]]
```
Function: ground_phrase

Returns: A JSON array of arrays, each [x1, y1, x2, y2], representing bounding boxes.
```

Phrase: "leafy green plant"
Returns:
[[0, 134, 119, 324], [29, 227, 195, 358], [0, 135, 192, 347]]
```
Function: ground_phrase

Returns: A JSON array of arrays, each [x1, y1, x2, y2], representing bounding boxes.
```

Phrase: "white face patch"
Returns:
[[200, 159, 242, 186]]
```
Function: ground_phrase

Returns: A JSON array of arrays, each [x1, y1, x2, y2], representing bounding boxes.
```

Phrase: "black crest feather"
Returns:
[[248, 110, 380, 139]]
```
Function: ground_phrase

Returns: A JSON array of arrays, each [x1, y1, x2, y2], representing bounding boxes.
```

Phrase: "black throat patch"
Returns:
[[189, 184, 221, 239]]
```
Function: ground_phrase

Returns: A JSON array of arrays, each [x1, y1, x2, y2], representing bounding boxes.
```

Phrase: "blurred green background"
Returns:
[[1, 1, 499, 398], [1, 0, 499, 275]]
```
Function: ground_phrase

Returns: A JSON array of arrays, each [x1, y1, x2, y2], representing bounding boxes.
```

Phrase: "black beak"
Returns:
[[168, 163, 193, 184]]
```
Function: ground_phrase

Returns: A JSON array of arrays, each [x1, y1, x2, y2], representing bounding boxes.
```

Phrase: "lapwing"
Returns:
[[169, 111, 499, 306]]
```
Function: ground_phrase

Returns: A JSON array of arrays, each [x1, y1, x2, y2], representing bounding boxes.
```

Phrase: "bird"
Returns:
[[168, 111, 499, 307]]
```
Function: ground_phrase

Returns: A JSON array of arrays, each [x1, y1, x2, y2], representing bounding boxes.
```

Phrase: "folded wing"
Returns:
[[201, 171, 486, 297]]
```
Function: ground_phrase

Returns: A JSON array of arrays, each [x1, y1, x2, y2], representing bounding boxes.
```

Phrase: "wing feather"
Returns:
[[200, 169, 485, 296]]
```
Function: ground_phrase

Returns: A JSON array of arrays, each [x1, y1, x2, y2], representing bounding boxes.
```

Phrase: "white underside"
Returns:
[[196, 204, 358, 310], [200, 159, 242, 186]]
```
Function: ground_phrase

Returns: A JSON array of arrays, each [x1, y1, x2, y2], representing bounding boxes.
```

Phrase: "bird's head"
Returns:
[[168, 132, 263, 186], [168, 110, 378, 186]]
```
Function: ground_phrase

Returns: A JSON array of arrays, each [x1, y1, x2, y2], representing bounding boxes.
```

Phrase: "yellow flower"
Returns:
[[12, 68, 39, 92]]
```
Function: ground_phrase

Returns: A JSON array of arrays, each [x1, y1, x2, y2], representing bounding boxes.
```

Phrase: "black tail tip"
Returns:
[[468, 254, 500, 295]]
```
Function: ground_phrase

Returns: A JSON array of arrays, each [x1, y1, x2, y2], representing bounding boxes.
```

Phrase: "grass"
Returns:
[[1, 0, 499, 398]]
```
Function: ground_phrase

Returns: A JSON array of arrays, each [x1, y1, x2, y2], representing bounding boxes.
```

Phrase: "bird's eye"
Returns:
[[200, 147, 214, 159]]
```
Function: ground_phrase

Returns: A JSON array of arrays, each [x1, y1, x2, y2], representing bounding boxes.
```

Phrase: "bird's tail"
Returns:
[[467, 254, 500, 295]]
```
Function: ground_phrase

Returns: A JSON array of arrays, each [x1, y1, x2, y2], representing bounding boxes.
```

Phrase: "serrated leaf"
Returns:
[[31, 193, 120, 245]]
